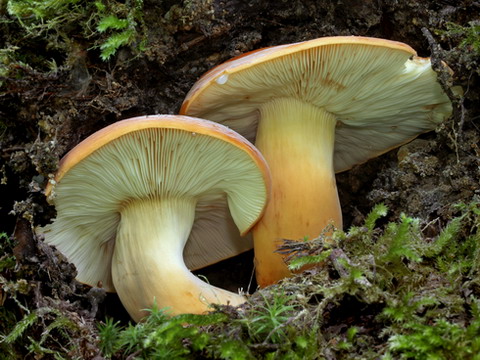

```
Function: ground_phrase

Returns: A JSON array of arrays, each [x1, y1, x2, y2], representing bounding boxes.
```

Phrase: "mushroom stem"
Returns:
[[252, 97, 343, 287], [112, 197, 245, 321]]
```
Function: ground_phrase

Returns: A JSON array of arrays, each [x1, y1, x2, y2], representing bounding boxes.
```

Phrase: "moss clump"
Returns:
[[2, 200, 479, 359], [0, 222, 100, 359], [0, 0, 146, 80], [437, 21, 480, 56], [435, 20, 480, 76], [91, 199, 480, 359]]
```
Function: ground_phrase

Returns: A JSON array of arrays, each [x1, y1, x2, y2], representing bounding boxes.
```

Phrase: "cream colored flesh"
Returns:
[[112, 197, 245, 322], [252, 98, 342, 287]]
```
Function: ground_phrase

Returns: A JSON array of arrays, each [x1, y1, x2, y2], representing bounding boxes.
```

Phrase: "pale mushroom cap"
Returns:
[[42, 115, 270, 291], [180, 36, 452, 172]]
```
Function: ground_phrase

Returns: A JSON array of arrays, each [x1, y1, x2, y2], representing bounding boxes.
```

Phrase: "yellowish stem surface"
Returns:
[[112, 198, 245, 322], [253, 98, 343, 287]]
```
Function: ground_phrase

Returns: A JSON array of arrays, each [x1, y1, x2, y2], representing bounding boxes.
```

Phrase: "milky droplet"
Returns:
[[216, 74, 229, 85]]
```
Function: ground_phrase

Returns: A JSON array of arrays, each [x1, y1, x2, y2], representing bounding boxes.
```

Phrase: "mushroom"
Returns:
[[179, 36, 452, 287], [41, 115, 270, 321]]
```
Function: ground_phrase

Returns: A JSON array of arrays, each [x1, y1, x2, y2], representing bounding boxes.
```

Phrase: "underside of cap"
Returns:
[[41, 115, 269, 291], [185, 193, 254, 270], [180, 36, 452, 172]]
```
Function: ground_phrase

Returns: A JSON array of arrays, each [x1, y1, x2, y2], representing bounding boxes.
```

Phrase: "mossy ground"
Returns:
[[1, 0, 479, 358]]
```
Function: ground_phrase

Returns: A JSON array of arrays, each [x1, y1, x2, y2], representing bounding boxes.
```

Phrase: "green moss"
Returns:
[[437, 21, 480, 55], [94, 0, 146, 60], [237, 291, 297, 344], [0, 232, 15, 272], [435, 20, 480, 77], [1, 306, 88, 359], [0, 228, 100, 358], [3, 200, 479, 358], [1, 0, 146, 77], [93, 199, 480, 359], [98, 305, 230, 359], [385, 300, 480, 359]]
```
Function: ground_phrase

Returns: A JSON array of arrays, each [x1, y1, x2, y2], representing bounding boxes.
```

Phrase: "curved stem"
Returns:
[[112, 197, 245, 322], [252, 97, 343, 287]]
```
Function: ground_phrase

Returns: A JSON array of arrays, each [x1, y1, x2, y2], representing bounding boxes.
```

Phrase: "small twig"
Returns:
[[126, 350, 142, 360], [179, 35, 206, 52], [247, 262, 256, 295], [2, 146, 25, 153], [248, 343, 279, 351], [422, 28, 443, 68], [422, 27, 467, 163], [421, 217, 440, 233], [276, 225, 337, 262], [329, 248, 372, 288], [329, 248, 351, 278]]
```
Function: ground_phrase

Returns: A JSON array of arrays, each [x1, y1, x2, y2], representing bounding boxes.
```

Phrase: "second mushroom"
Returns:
[[180, 36, 453, 287], [41, 115, 270, 321]]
